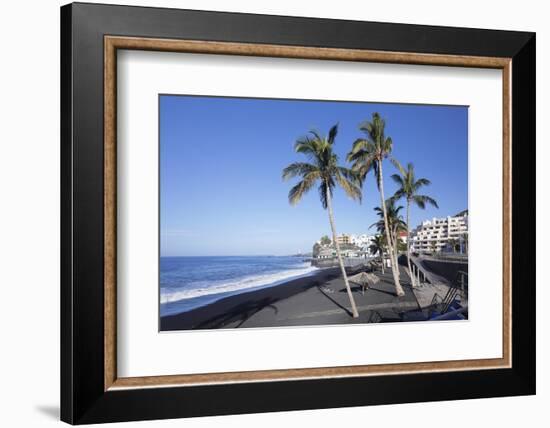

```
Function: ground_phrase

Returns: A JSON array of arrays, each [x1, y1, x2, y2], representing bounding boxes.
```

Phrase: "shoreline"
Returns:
[[160, 264, 322, 316], [160, 266, 344, 331], [160, 263, 466, 331]]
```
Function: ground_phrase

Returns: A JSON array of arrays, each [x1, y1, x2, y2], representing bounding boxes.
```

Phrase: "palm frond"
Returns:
[[327, 123, 338, 145], [282, 162, 318, 181], [294, 136, 317, 156], [390, 173, 404, 187], [336, 166, 362, 185], [369, 219, 384, 231], [390, 157, 405, 176], [358, 119, 374, 136], [413, 177, 431, 189], [347, 139, 378, 182], [382, 137, 393, 155], [334, 170, 362, 203], [309, 129, 323, 143], [288, 175, 317, 206], [391, 188, 406, 202], [346, 138, 369, 161], [413, 195, 439, 209]]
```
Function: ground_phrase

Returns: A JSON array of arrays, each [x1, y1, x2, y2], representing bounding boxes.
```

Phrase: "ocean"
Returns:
[[160, 256, 319, 317]]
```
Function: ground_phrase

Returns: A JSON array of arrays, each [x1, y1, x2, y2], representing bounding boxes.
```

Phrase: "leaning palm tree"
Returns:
[[371, 199, 407, 269], [369, 234, 386, 274], [347, 113, 404, 296], [390, 162, 438, 287], [283, 124, 361, 318]]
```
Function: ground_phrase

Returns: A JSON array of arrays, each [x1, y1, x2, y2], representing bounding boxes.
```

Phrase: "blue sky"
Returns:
[[160, 95, 468, 256]]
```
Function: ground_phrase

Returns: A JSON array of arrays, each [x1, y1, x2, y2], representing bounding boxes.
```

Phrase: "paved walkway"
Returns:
[[226, 266, 420, 328], [408, 256, 467, 309]]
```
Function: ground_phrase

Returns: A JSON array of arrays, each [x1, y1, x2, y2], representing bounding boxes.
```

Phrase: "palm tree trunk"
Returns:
[[377, 161, 405, 296], [380, 249, 385, 274], [326, 186, 359, 318], [393, 227, 399, 265], [392, 228, 400, 279], [406, 199, 416, 288]]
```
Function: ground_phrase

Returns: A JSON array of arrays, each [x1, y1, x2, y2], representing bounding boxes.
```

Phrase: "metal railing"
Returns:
[[430, 286, 459, 315], [409, 257, 436, 286], [455, 270, 468, 297], [431, 253, 468, 261], [429, 270, 468, 317]]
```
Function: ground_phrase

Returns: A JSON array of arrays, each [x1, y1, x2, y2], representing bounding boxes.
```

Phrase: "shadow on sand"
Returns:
[[317, 285, 353, 317], [195, 297, 280, 329]]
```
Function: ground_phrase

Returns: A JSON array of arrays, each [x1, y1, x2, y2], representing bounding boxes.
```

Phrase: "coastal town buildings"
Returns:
[[315, 233, 378, 259], [334, 233, 376, 249], [315, 247, 335, 259], [410, 210, 468, 254], [397, 230, 408, 244], [313, 211, 467, 261], [335, 233, 353, 246], [351, 234, 376, 248]]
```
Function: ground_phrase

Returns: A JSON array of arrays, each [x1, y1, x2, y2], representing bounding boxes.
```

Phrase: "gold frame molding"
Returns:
[[104, 35, 512, 391]]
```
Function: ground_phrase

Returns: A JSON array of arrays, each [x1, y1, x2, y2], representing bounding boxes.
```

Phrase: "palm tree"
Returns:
[[460, 233, 468, 254], [448, 238, 459, 253], [320, 235, 332, 246], [371, 199, 407, 268], [390, 162, 438, 287], [283, 124, 361, 318], [347, 113, 404, 296], [369, 234, 386, 274]]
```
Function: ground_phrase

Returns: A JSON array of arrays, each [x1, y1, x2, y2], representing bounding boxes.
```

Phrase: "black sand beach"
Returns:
[[160, 266, 420, 331]]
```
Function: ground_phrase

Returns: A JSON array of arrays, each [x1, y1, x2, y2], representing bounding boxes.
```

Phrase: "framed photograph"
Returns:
[[61, 2, 535, 424]]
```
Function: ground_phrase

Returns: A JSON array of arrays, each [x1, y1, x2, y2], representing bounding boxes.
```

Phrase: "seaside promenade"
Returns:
[[232, 266, 420, 327], [161, 266, 425, 330]]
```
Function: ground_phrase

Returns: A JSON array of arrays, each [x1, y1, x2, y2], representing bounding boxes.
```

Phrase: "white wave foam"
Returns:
[[161, 265, 319, 304]]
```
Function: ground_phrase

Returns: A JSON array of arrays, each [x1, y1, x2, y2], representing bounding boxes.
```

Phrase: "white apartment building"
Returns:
[[317, 233, 378, 258], [350, 233, 376, 249], [410, 211, 468, 254], [336, 233, 376, 251]]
